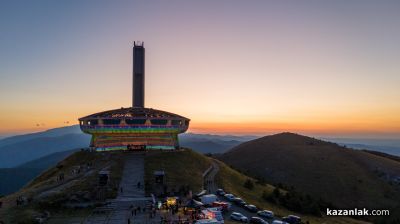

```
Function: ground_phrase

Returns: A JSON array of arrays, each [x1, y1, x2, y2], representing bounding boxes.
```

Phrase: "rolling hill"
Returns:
[[0, 149, 366, 224], [0, 168, 43, 197], [220, 133, 400, 221], [0, 125, 82, 148], [0, 133, 90, 168]]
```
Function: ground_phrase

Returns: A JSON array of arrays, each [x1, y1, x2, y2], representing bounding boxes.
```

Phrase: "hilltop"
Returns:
[[219, 133, 400, 222]]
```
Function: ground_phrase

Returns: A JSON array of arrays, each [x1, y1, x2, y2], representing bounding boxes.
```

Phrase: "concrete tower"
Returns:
[[132, 41, 145, 108], [79, 43, 190, 151]]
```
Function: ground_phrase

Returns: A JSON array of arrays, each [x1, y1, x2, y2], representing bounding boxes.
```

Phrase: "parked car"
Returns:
[[257, 210, 274, 219], [233, 198, 246, 207], [193, 190, 207, 201], [224, 194, 235, 201], [282, 215, 301, 224], [271, 221, 288, 224], [238, 200, 247, 207], [201, 194, 218, 205], [230, 212, 248, 222], [216, 189, 226, 196], [245, 204, 258, 213], [212, 201, 231, 211], [250, 217, 268, 224]]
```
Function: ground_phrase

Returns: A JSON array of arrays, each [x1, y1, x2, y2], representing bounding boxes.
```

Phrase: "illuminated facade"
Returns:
[[78, 42, 190, 151]]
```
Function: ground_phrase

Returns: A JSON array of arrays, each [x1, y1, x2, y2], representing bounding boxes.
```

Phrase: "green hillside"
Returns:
[[0, 148, 371, 224], [220, 133, 400, 223], [145, 149, 212, 195], [0, 150, 125, 224], [144, 149, 366, 224]]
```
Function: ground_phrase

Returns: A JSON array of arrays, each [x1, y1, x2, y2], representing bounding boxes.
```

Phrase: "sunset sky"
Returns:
[[1, 1, 400, 138]]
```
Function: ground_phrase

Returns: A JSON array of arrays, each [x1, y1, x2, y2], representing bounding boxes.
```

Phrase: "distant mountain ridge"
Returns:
[[0, 126, 398, 169], [0, 133, 90, 168], [0, 126, 255, 168], [0, 149, 79, 196], [0, 168, 43, 197], [17, 148, 80, 169], [0, 125, 82, 148]]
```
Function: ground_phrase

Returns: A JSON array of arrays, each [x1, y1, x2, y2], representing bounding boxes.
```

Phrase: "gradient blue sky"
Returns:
[[1, 1, 400, 137]]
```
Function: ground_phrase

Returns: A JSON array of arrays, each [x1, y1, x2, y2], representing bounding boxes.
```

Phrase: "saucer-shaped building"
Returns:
[[79, 42, 190, 151]]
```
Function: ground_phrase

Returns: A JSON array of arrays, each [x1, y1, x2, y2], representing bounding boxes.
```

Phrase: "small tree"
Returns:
[[262, 190, 277, 203], [244, 179, 254, 190], [272, 187, 281, 198]]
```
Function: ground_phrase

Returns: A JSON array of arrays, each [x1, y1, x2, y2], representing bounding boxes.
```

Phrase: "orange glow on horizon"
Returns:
[[1, 119, 400, 139], [188, 120, 400, 137]]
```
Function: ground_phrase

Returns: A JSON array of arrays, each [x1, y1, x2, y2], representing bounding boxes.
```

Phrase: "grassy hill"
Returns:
[[145, 149, 212, 195], [219, 133, 400, 223], [0, 126, 255, 196], [0, 150, 125, 223], [1, 148, 371, 224], [144, 149, 366, 224], [215, 159, 368, 224]]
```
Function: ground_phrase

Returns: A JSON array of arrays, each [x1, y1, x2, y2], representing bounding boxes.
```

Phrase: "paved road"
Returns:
[[204, 161, 219, 193], [218, 195, 276, 224], [204, 160, 276, 224]]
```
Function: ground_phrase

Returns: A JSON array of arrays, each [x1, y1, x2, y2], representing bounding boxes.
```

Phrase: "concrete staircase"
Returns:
[[117, 153, 145, 199], [85, 152, 154, 224]]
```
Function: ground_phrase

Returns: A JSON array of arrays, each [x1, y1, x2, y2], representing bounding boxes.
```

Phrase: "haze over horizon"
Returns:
[[1, 1, 400, 138]]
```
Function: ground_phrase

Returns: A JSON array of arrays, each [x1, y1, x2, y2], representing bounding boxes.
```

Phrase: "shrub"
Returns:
[[243, 179, 254, 190], [272, 187, 281, 198], [262, 190, 276, 203], [262, 186, 322, 216]]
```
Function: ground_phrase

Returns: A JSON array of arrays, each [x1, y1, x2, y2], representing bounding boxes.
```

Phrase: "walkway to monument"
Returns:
[[85, 152, 158, 224]]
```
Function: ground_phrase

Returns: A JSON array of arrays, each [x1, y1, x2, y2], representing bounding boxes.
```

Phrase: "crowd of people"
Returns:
[[127, 203, 158, 224]]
